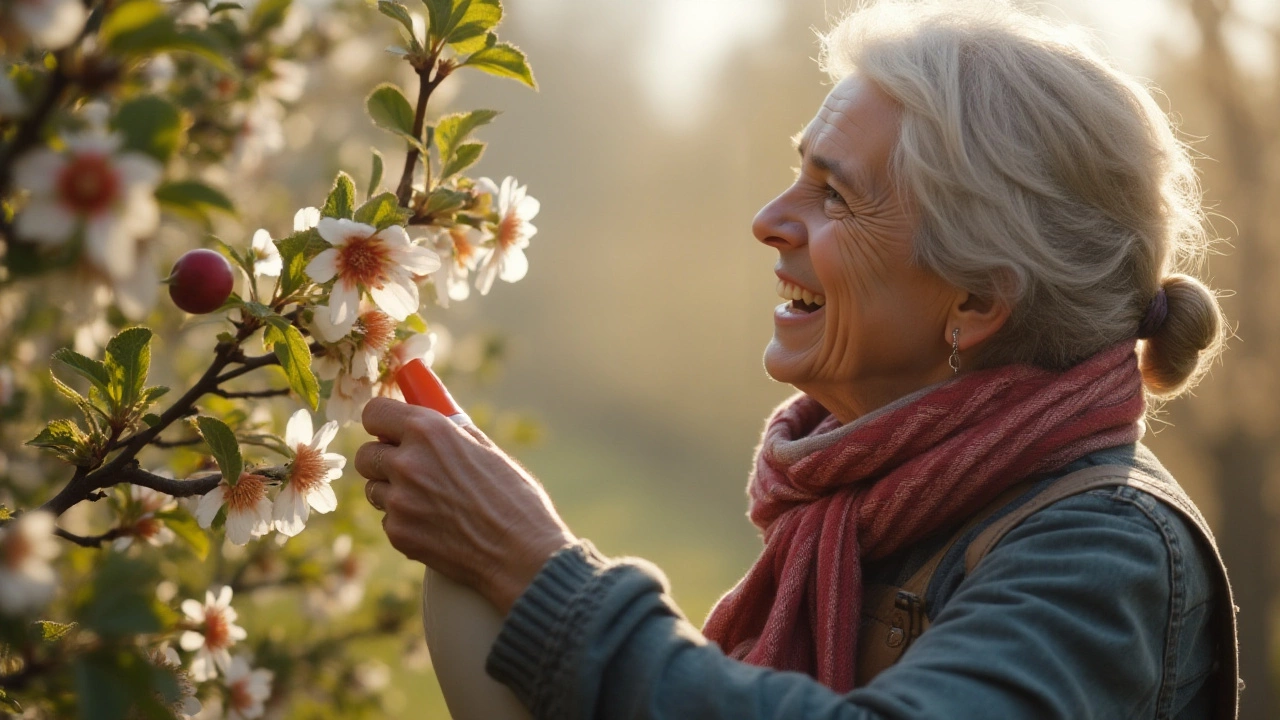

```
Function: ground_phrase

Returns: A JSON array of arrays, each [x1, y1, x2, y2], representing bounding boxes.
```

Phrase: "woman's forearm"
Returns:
[[486, 542, 873, 720]]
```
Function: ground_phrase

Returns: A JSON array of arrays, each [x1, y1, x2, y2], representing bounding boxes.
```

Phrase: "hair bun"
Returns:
[[1137, 274, 1225, 397]]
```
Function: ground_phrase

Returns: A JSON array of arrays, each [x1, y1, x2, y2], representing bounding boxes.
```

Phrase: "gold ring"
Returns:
[[365, 481, 385, 512]]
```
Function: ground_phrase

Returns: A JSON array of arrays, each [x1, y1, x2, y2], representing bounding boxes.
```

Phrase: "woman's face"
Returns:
[[754, 73, 962, 421]]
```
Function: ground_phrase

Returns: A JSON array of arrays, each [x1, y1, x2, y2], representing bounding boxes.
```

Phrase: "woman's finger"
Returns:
[[354, 441, 397, 482], [360, 397, 415, 445]]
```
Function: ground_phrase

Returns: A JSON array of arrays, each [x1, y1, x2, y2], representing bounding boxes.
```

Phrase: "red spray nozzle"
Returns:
[[394, 359, 468, 424]]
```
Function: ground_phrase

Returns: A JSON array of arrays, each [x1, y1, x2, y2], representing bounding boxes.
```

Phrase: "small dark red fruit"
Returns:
[[168, 248, 235, 314]]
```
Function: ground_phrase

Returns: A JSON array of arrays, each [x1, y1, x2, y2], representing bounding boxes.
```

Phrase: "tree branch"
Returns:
[[54, 526, 126, 547], [395, 58, 450, 206]]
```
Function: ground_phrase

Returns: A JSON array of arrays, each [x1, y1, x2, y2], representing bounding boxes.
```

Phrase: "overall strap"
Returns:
[[963, 464, 1241, 720]]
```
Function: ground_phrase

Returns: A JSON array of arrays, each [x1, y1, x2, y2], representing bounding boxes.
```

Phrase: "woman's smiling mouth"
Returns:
[[776, 278, 827, 314]]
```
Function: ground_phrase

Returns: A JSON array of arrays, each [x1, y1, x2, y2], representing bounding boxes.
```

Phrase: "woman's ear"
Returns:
[[947, 291, 1011, 352]]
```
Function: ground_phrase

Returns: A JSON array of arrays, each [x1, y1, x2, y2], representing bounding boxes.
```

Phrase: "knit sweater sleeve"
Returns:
[[486, 540, 873, 720], [486, 488, 1212, 720]]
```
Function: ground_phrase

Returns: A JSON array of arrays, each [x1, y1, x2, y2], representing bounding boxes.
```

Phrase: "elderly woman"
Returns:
[[357, 1, 1240, 717]]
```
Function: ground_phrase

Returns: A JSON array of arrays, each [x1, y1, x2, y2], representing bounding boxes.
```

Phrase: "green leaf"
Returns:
[[378, 1, 417, 42], [37, 620, 77, 642], [155, 181, 235, 223], [100, 0, 231, 70], [104, 327, 152, 413], [422, 0, 453, 42], [264, 318, 319, 409], [366, 83, 422, 150], [52, 348, 111, 391], [0, 687, 18, 713], [462, 38, 536, 88], [321, 172, 356, 220], [210, 2, 243, 14], [441, 141, 484, 179], [448, 0, 502, 52], [434, 109, 498, 170], [241, 301, 275, 319], [112, 96, 183, 163], [277, 227, 326, 296], [250, 0, 292, 33], [142, 413, 161, 427], [420, 186, 469, 217], [156, 511, 209, 560], [352, 192, 407, 230], [195, 416, 242, 483], [368, 149, 385, 199], [138, 385, 169, 411], [51, 372, 108, 436], [27, 419, 92, 465]]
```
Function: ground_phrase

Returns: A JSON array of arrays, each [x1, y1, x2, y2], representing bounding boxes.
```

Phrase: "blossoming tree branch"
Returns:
[[0, 0, 539, 716]]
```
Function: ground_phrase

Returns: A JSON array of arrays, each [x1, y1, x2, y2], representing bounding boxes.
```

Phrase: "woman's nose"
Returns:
[[752, 188, 805, 250]]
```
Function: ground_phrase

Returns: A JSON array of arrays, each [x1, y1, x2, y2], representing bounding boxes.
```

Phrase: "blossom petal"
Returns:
[[285, 409, 312, 449], [392, 243, 442, 275], [474, 252, 499, 296], [368, 268, 418, 320], [312, 420, 339, 451], [305, 248, 337, 283], [374, 224, 410, 248], [328, 280, 360, 329], [216, 585, 233, 607], [181, 599, 205, 622], [272, 485, 308, 537], [317, 217, 374, 246], [310, 304, 349, 343], [15, 199, 76, 244], [115, 153, 162, 189], [294, 206, 320, 231], [308, 482, 338, 514], [195, 486, 226, 528], [224, 509, 257, 545], [12, 150, 63, 195], [517, 194, 539, 221], [179, 629, 205, 651], [498, 246, 529, 283], [85, 214, 135, 279]]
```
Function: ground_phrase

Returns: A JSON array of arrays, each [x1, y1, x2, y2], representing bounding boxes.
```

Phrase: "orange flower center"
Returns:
[[134, 517, 162, 540], [203, 606, 232, 650], [497, 213, 522, 249], [230, 677, 253, 709], [57, 153, 120, 216], [289, 444, 327, 494], [1, 529, 31, 570], [450, 227, 476, 267], [336, 234, 392, 289], [355, 311, 396, 352], [226, 474, 267, 513]]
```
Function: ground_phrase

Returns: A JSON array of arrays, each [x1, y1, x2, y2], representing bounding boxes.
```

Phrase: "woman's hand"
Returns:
[[356, 397, 577, 614]]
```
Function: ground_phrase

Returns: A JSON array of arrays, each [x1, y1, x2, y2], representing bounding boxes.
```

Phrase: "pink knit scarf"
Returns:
[[702, 342, 1146, 692]]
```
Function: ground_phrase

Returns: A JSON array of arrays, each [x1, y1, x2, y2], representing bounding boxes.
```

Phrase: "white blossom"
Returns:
[[305, 218, 440, 337], [179, 586, 247, 681], [11, 0, 86, 48], [13, 131, 162, 282], [195, 473, 273, 546], [272, 410, 344, 537], [474, 176, 539, 295], [224, 655, 273, 720]]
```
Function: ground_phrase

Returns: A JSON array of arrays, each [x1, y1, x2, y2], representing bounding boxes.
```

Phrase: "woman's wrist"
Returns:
[[487, 530, 579, 614]]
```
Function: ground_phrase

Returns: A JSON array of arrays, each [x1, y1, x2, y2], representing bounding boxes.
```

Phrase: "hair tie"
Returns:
[[1137, 288, 1168, 339]]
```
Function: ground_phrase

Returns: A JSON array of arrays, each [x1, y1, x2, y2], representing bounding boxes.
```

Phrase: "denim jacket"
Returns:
[[486, 444, 1231, 719]]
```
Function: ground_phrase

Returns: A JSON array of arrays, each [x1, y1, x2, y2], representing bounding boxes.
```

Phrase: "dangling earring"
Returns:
[[949, 328, 961, 374]]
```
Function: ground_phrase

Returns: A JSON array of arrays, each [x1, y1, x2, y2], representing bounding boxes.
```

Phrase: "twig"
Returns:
[[152, 435, 203, 448], [215, 352, 281, 384], [54, 526, 126, 547], [212, 387, 291, 399], [395, 55, 451, 206]]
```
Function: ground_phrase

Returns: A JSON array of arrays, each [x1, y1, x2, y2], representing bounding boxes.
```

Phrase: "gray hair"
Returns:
[[820, 0, 1225, 398]]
